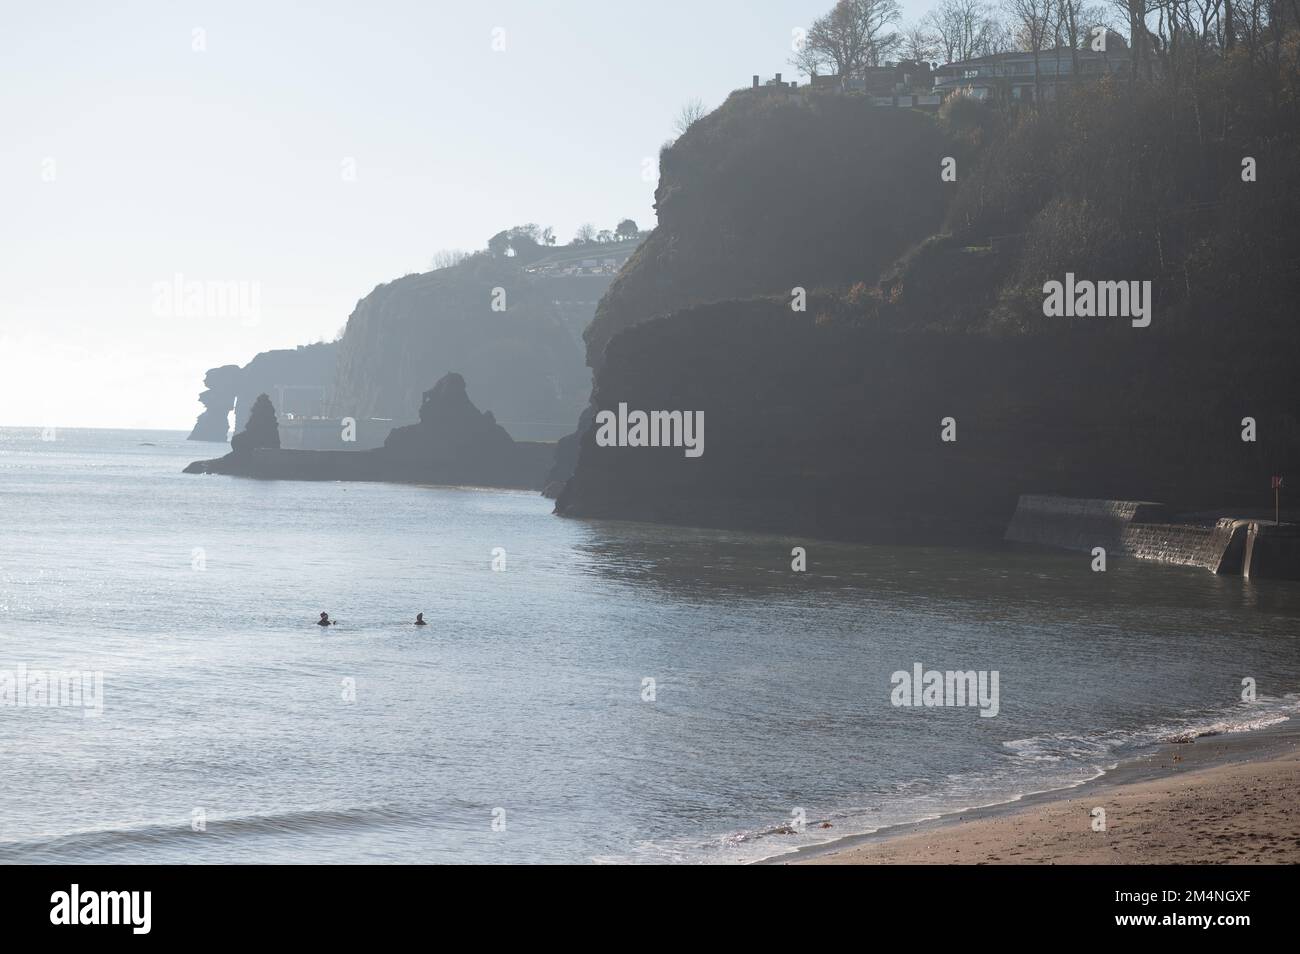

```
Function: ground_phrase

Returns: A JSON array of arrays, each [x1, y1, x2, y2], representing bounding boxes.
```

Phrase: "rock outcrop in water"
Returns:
[[187, 241, 640, 446], [189, 364, 241, 441], [366, 372, 549, 485], [187, 343, 338, 442], [229, 394, 281, 453], [184, 373, 553, 490]]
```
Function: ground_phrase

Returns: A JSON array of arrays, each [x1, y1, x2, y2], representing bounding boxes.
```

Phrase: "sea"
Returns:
[[1, 426, 1298, 864]]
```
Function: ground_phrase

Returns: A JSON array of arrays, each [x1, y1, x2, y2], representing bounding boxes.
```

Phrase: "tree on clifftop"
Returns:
[[673, 98, 708, 135], [925, 0, 1007, 64], [230, 393, 281, 453], [801, 0, 904, 80], [487, 224, 548, 264]]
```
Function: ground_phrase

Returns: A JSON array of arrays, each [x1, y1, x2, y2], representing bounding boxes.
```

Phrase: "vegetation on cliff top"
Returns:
[[588, 29, 1300, 362], [560, 26, 1300, 531]]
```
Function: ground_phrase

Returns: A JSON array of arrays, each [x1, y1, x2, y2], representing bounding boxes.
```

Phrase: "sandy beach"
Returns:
[[786, 723, 1300, 865]]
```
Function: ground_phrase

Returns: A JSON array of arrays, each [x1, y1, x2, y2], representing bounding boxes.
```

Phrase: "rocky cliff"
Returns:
[[545, 90, 953, 487], [189, 364, 241, 441], [581, 90, 952, 372], [229, 393, 281, 453], [556, 73, 1300, 542], [328, 254, 611, 442], [187, 245, 627, 446], [185, 372, 553, 489], [557, 300, 1300, 542], [187, 343, 338, 442]]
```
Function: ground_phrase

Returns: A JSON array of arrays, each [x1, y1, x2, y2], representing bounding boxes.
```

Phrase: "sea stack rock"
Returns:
[[230, 393, 281, 453], [382, 373, 516, 471], [183, 372, 554, 488], [185, 342, 338, 441], [188, 364, 240, 441]]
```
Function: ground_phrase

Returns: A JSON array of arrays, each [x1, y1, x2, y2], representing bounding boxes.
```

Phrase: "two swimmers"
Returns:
[[316, 611, 427, 627]]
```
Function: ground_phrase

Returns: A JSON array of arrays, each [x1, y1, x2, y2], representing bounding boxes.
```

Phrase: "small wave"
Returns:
[[653, 692, 1300, 865], [1003, 693, 1300, 763], [0, 803, 413, 863]]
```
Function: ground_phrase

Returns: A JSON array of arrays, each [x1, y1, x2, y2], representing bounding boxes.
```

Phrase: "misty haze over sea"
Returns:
[[2, 428, 1297, 864]]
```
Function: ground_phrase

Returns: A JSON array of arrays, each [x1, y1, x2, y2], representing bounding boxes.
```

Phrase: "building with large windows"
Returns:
[[931, 41, 1131, 103]]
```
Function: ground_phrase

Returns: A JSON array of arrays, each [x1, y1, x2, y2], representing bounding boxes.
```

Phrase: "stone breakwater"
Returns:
[[1004, 494, 1300, 580]]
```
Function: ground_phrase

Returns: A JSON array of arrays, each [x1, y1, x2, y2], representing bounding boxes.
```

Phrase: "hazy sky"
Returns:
[[0, 0, 930, 429]]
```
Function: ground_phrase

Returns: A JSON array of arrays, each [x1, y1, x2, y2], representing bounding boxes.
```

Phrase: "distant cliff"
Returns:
[[185, 372, 553, 490], [188, 243, 634, 446], [187, 343, 338, 442], [329, 253, 617, 442], [190, 364, 241, 441]]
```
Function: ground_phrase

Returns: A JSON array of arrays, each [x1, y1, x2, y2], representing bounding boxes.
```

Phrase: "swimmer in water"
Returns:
[[317, 612, 334, 627], [414, 613, 427, 626]]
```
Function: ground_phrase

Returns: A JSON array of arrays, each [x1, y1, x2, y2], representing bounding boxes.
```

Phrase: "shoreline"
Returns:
[[769, 719, 1300, 865]]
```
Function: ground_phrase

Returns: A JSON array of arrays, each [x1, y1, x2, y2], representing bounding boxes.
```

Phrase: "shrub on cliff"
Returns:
[[895, 59, 1300, 340]]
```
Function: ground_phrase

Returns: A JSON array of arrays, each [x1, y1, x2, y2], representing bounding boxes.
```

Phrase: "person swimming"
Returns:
[[414, 613, 427, 626], [317, 612, 334, 627]]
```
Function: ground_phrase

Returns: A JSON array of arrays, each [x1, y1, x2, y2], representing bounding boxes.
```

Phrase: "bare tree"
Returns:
[[1108, 0, 1149, 85], [860, 0, 905, 65], [806, 1, 870, 78], [983, 16, 1017, 53], [1006, 0, 1055, 100], [927, 0, 1006, 62], [571, 223, 597, 246], [1052, 1, 1111, 77], [902, 22, 941, 62], [429, 249, 469, 271], [803, 0, 904, 80], [673, 98, 707, 136], [790, 32, 832, 78]]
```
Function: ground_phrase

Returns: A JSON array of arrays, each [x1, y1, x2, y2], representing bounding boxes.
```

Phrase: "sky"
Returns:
[[0, 0, 931, 430]]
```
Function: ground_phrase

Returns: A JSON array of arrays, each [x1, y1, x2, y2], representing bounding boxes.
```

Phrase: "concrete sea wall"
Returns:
[[1003, 495, 1276, 576]]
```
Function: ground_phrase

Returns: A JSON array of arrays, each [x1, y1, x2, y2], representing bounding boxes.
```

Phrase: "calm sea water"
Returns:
[[1, 427, 1298, 864]]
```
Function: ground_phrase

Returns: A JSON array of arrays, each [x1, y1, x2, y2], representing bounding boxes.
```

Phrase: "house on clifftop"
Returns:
[[931, 40, 1131, 103]]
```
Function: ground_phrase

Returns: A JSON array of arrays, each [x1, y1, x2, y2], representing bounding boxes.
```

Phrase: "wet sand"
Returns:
[[781, 723, 1300, 865]]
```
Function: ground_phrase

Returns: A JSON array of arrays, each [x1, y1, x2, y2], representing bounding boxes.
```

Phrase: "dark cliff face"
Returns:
[[556, 302, 1300, 542], [329, 256, 604, 440], [581, 91, 953, 373], [187, 343, 338, 441], [558, 75, 1300, 542], [546, 90, 954, 490]]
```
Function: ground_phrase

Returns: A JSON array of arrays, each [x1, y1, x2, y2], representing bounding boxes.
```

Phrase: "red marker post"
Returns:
[[1272, 475, 1283, 525]]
